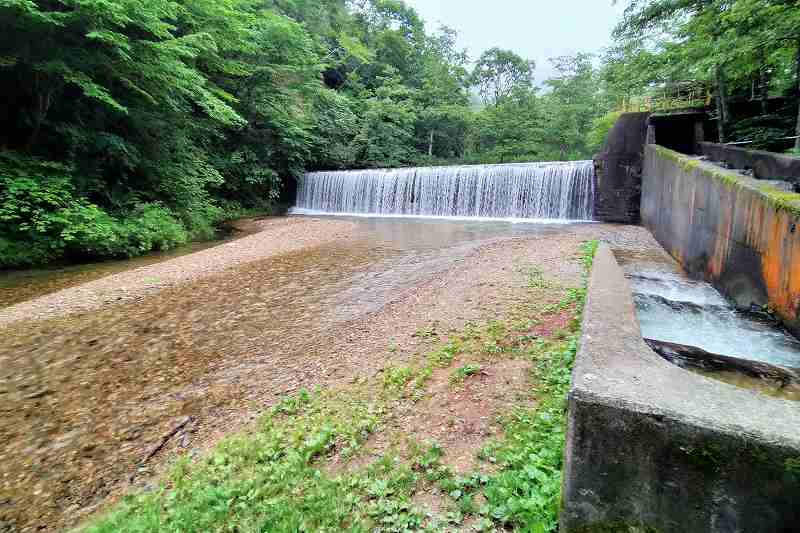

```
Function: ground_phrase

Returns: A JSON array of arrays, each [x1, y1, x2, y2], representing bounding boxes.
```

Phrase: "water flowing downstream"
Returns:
[[293, 161, 595, 221]]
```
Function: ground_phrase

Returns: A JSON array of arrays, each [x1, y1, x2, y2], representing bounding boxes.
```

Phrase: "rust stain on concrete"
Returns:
[[762, 210, 800, 323], [642, 145, 800, 337]]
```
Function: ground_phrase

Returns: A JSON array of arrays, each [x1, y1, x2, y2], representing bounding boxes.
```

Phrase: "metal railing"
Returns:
[[618, 83, 712, 113]]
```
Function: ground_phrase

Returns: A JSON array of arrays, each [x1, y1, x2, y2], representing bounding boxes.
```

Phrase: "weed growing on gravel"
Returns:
[[85, 385, 450, 533], [421, 240, 596, 532], [450, 363, 483, 384], [523, 266, 550, 289], [413, 322, 440, 339], [467, 240, 597, 532], [383, 366, 415, 392], [427, 340, 462, 367], [476, 337, 578, 530]]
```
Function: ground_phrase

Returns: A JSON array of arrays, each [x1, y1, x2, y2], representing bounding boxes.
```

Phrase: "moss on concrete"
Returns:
[[574, 521, 661, 533], [756, 187, 800, 216], [650, 145, 800, 217]]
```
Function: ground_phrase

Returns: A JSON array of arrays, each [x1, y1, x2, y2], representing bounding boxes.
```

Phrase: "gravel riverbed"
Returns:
[[0, 217, 356, 327], [0, 217, 658, 531]]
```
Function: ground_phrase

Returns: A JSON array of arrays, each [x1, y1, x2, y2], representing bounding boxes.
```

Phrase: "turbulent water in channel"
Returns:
[[293, 161, 595, 221], [631, 272, 800, 369], [615, 248, 800, 400]]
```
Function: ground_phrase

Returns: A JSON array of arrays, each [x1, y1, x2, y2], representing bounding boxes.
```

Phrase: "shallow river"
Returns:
[[0, 217, 583, 531]]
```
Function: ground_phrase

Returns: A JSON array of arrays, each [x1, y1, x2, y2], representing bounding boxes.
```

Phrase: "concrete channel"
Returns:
[[560, 243, 800, 532]]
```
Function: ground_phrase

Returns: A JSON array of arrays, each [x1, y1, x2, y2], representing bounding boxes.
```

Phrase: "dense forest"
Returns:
[[1, 0, 799, 268]]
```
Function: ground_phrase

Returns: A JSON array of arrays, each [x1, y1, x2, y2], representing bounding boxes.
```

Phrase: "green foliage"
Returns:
[[609, 0, 800, 146], [427, 340, 462, 368], [471, 47, 535, 107], [540, 53, 603, 160], [0, 0, 640, 268], [450, 363, 482, 384], [479, 339, 577, 531], [587, 111, 623, 154], [475, 240, 596, 532], [786, 457, 800, 475], [729, 114, 795, 151], [0, 152, 192, 267], [86, 387, 383, 532], [117, 204, 189, 255], [84, 385, 460, 532], [467, 91, 544, 163], [382, 365, 415, 391], [84, 242, 599, 532]]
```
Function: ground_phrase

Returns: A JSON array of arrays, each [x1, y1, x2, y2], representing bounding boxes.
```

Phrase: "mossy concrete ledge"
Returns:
[[642, 144, 800, 337], [560, 244, 800, 533]]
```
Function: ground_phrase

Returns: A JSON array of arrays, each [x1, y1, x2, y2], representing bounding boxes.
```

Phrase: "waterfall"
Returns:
[[292, 161, 595, 221]]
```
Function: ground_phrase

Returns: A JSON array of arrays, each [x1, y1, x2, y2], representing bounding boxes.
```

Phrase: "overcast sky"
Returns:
[[402, 0, 628, 85]]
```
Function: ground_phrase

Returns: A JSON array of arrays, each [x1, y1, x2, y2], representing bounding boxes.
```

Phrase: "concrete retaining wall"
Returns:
[[561, 244, 800, 533], [641, 144, 800, 337], [699, 142, 800, 183]]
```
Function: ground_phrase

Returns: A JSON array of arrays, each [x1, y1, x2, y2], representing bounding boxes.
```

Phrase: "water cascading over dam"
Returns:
[[293, 161, 595, 221]]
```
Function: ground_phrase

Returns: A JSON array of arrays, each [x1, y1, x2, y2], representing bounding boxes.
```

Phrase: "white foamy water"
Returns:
[[629, 272, 729, 307], [293, 161, 595, 221], [631, 275, 800, 369]]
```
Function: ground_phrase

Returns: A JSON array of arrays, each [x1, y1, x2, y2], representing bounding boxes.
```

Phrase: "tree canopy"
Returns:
[[471, 47, 535, 107]]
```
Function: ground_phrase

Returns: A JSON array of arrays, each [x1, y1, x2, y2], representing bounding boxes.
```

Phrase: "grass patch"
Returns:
[[446, 240, 596, 532], [382, 366, 415, 392], [85, 385, 452, 533], [476, 337, 578, 530], [427, 340, 462, 368], [86, 385, 389, 532]]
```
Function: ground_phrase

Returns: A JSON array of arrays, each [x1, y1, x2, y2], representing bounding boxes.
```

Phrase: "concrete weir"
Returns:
[[560, 244, 800, 533]]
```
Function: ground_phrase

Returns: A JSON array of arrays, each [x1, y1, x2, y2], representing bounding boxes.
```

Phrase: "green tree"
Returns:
[[353, 72, 419, 167], [540, 54, 600, 159], [468, 90, 543, 163], [471, 47, 535, 106], [612, 0, 800, 147]]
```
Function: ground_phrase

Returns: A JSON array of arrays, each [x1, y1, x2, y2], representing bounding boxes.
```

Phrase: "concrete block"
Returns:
[[561, 244, 800, 533]]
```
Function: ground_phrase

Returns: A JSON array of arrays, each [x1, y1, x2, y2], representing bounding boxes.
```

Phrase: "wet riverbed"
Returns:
[[0, 219, 263, 309], [0, 216, 602, 531]]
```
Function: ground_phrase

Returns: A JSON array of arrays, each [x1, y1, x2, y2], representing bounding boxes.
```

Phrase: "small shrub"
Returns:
[[428, 341, 461, 367], [117, 203, 188, 255], [586, 111, 623, 153], [382, 366, 414, 391], [0, 153, 122, 266], [0, 152, 199, 267]]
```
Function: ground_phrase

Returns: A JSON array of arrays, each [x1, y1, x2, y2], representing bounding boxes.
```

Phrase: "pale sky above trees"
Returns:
[[403, 0, 627, 83]]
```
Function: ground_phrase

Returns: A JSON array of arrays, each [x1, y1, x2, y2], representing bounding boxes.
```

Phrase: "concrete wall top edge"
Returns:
[[573, 243, 800, 448], [647, 144, 800, 218]]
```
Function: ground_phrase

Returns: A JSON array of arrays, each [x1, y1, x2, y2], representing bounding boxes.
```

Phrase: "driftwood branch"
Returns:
[[129, 416, 193, 483]]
